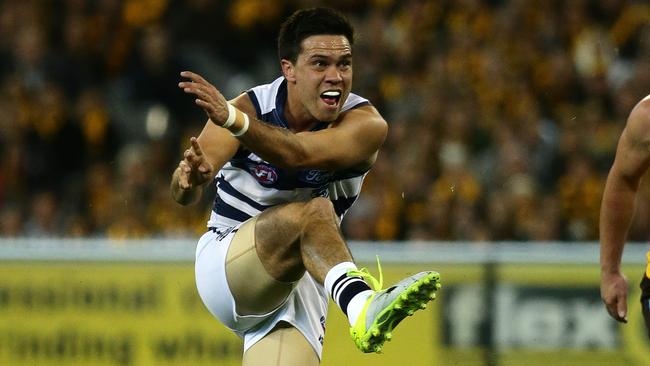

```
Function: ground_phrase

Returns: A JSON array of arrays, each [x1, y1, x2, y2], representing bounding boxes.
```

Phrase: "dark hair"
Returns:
[[277, 7, 354, 63]]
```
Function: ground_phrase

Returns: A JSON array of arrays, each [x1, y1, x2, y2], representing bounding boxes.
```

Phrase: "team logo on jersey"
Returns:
[[253, 164, 278, 185]]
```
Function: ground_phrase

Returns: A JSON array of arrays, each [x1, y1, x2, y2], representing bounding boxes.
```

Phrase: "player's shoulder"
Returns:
[[247, 77, 284, 98], [342, 92, 370, 112], [631, 95, 650, 121], [627, 95, 650, 131], [230, 77, 284, 117], [622, 95, 650, 148]]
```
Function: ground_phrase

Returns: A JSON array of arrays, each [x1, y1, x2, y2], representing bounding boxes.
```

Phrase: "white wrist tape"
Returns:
[[222, 103, 236, 129], [231, 113, 250, 137]]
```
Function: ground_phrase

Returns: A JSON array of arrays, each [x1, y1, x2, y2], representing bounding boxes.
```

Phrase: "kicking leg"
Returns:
[[227, 197, 374, 323], [228, 197, 441, 354]]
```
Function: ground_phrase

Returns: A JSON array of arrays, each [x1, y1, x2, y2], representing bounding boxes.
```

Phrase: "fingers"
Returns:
[[180, 81, 214, 102], [178, 72, 227, 122], [616, 296, 628, 323], [184, 145, 203, 168], [178, 160, 191, 190], [190, 137, 203, 156], [183, 147, 194, 163], [194, 98, 211, 110], [180, 71, 209, 85], [178, 70, 216, 102], [604, 294, 628, 323], [194, 98, 218, 117], [183, 137, 211, 174], [601, 272, 629, 323]]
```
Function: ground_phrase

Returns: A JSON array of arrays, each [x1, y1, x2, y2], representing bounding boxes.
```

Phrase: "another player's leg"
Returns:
[[243, 322, 319, 366], [254, 197, 442, 353]]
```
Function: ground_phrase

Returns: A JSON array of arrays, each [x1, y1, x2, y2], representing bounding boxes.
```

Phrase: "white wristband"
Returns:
[[222, 103, 236, 129], [231, 113, 250, 137]]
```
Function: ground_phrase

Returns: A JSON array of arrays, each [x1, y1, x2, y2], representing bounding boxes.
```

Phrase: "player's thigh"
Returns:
[[254, 198, 337, 281], [243, 323, 320, 366], [226, 217, 294, 315]]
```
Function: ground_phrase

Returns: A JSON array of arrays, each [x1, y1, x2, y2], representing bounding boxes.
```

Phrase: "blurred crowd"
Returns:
[[0, 0, 648, 241]]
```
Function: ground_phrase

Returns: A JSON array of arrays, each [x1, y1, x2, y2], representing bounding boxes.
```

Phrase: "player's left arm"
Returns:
[[237, 102, 387, 172]]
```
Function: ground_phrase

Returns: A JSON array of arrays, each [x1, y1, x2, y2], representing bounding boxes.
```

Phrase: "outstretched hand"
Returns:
[[601, 271, 629, 323], [177, 137, 214, 190], [179, 71, 229, 125]]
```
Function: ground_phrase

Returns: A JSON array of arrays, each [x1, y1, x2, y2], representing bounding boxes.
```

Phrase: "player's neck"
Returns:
[[284, 97, 318, 133]]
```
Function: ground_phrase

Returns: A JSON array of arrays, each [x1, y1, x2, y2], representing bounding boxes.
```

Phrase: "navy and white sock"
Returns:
[[325, 262, 374, 326]]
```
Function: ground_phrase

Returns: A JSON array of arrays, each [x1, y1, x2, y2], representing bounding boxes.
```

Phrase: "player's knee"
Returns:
[[303, 197, 336, 223]]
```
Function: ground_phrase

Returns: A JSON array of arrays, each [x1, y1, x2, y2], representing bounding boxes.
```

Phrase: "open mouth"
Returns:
[[320, 90, 341, 107]]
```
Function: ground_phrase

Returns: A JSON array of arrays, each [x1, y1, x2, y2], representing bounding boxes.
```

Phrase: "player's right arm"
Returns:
[[171, 119, 240, 205], [600, 95, 650, 323]]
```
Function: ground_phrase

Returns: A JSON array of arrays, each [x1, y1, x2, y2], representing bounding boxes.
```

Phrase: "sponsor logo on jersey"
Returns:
[[300, 170, 330, 184]]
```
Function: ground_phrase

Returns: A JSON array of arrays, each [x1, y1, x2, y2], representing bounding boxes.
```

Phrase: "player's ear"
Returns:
[[281, 59, 296, 82]]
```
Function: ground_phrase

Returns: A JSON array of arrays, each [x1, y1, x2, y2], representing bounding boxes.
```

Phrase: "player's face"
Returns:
[[286, 34, 353, 122]]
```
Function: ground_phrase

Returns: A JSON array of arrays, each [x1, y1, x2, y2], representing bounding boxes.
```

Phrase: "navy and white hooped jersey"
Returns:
[[207, 76, 371, 229]]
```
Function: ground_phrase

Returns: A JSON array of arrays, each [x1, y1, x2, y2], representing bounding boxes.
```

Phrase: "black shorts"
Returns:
[[639, 273, 650, 337]]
